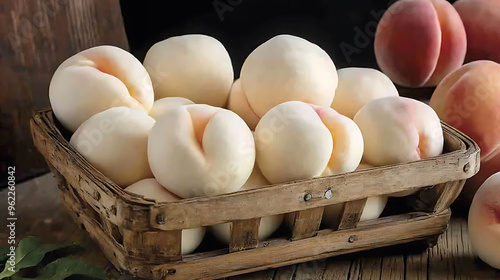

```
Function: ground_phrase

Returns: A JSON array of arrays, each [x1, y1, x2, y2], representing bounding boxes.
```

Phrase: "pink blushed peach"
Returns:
[[375, 0, 466, 87], [468, 172, 500, 269]]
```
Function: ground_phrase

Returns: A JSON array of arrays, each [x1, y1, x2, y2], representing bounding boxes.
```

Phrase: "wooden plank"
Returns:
[[31, 111, 479, 231], [348, 258, 382, 280], [122, 229, 182, 263], [149, 148, 475, 230], [291, 207, 325, 240], [410, 179, 465, 213], [428, 217, 500, 280], [31, 113, 148, 229], [131, 211, 451, 280], [380, 256, 405, 280], [322, 259, 352, 280], [51, 158, 120, 244], [229, 269, 275, 280], [47, 161, 67, 189], [5, 174, 500, 280], [293, 259, 326, 280], [405, 251, 428, 280], [146, 123, 479, 230], [347, 259, 362, 280], [58, 184, 128, 271], [230, 218, 261, 252], [272, 265, 297, 280], [335, 199, 367, 230], [361, 257, 383, 280], [432, 180, 466, 212], [100, 215, 122, 243], [0, 0, 128, 184]]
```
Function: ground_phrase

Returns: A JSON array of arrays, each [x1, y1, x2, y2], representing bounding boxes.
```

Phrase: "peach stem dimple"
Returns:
[[417, 133, 427, 159], [189, 109, 217, 152]]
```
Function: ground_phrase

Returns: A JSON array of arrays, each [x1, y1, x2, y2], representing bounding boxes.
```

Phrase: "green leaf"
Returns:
[[0, 237, 81, 279], [11, 257, 107, 280], [0, 247, 10, 264], [0, 237, 40, 279]]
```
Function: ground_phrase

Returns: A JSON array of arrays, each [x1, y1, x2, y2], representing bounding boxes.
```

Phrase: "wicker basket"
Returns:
[[31, 109, 480, 280]]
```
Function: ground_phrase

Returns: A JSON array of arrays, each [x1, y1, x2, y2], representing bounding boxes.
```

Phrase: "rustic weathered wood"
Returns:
[[31, 112, 143, 228], [349, 257, 381, 279], [432, 180, 467, 212], [335, 199, 368, 230], [380, 255, 405, 280], [411, 180, 467, 214], [0, 0, 128, 184], [230, 218, 261, 252], [428, 216, 500, 280], [122, 211, 452, 280], [291, 207, 325, 240], [145, 123, 478, 231], [293, 260, 326, 280], [47, 162, 67, 189], [101, 215, 122, 243], [4, 174, 500, 280], [321, 259, 352, 280], [230, 269, 275, 280], [31, 111, 480, 232], [29, 110, 484, 280], [123, 229, 182, 262], [58, 181, 128, 271], [272, 265, 297, 280], [405, 251, 428, 280]]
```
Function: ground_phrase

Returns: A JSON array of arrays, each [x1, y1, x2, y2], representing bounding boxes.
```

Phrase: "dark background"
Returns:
[[1, 0, 459, 186], [120, 0, 458, 74], [121, 0, 393, 74]]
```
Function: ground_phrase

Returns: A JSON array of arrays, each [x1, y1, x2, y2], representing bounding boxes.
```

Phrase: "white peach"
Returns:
[[148, 104, 255, 198], [331, 68, 399, 119], [322, 196, 388, 228], [227, 79, 260, 130], [70, 107, 155, 187], [125, 179, 205, 255], [211, 214, 283, 244], [149, 97, 194, 120], [211, 164, 283, 244], [143, 34, 233, 107], [241, 157, 270, 190], [357, 162, 375, 171], [254, 101, 363, 184], [353, 96, 444, 167], [237, 35, 337, 125], [49, 46, 154, 132], [468, 172, 500, 269]]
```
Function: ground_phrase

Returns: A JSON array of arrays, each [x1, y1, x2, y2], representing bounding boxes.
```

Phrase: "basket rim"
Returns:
[[31, 109, 480, 230]]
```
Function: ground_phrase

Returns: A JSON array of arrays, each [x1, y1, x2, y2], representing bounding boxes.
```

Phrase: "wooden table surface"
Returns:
[[1, 173, 499, 280]]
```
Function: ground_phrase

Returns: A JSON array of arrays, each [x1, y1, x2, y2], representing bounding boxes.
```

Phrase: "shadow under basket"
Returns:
[[31, 109, 480, 280]]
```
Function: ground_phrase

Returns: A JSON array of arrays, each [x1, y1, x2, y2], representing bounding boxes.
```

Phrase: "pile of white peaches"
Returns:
[[48, 34, 499, 268]]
